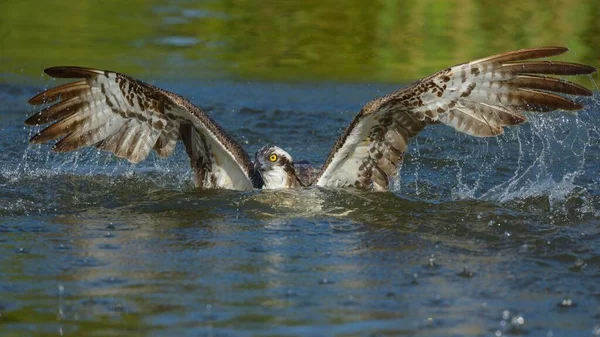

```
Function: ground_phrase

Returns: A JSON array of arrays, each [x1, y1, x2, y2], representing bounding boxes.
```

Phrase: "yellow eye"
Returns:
[[269, 154, 278, 162]]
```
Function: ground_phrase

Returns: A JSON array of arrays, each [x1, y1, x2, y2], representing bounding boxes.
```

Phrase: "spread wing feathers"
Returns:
[[315, 46, 596, 191], [27, 66, 256, 190]]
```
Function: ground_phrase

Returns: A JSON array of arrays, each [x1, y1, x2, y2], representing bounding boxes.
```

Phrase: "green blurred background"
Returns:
[[1, 0, 599, 83]]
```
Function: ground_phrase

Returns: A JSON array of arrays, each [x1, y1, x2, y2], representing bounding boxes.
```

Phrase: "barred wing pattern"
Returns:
[[315, 47, 596, 191], [27, 67, 257, 190]]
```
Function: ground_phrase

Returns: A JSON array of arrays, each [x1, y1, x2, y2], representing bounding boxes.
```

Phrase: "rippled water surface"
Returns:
[[2, 1, 600, 336]]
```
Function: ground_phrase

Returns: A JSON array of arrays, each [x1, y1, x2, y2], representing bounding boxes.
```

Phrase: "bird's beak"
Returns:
[[254, 158, 264, 171]]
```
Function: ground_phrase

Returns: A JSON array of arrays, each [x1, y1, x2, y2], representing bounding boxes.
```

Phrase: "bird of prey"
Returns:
[[26, 47, 596, 191]]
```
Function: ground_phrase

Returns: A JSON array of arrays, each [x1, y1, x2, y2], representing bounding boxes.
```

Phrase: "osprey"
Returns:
[[26, 47, 596, 191]]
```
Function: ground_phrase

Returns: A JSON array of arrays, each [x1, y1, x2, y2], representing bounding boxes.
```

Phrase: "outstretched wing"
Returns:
[[314, 47, 596, 191], [27, 67, 258, 190]]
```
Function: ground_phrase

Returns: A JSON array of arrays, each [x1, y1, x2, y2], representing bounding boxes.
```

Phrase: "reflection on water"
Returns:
[[1, 0, 600, 82], [1, 1, 600, 336]]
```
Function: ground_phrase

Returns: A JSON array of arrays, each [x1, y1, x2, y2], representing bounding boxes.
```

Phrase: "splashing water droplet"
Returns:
[[511, 315, 525, 325], [318, 277, 333, 285], [557, 297, 575, 308], [569, 259, 587, 272], [428, 254, 436, 268]]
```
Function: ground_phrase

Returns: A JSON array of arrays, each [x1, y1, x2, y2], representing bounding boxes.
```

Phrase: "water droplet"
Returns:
[[592, 325, 600, 336], [511, 315, 525, 325], [411, 273, 419, 284], [569, 259, 587, 272], [318, 277, 333, 285], [557, 297, 575, 308], [428, 254, 436, 268], [502, 310, 511, 320], [114, 303, 124, 311], [495, 330, 502, 337]]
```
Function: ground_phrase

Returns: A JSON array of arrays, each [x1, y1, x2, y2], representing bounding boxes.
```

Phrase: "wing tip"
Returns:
[[567, 63, 597, 75], [501, 61, 597, 76], [29, 133, 46, 144], [542, 46, 569, 53], [511, 113, 528, 125], [24, 115, 41, 126], [565, 101, 584, 111], [28, 93, 49, 105], [580, 89, 594, 97], [44, 66, 103, 79], [521, 46, 569, 55], [564, 84, 594, 96]]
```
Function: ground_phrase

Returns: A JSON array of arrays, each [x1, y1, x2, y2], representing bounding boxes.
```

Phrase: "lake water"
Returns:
[[1, 1, 600, 336]]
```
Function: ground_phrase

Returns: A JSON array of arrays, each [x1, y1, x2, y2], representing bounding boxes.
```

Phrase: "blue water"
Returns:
[[1, 78, 599, 336]]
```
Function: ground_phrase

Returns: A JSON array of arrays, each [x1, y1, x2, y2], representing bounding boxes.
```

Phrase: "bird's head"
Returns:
[[254, 145, 301, 189]]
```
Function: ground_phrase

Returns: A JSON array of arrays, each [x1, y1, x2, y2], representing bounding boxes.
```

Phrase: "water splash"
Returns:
[[376, 72, 598, 208], [7, 78, 600, 217], [478, 111, 590, 204]]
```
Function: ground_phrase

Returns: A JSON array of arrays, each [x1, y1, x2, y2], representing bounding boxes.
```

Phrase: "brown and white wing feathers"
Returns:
[[315, 46, 595, 190], [27, 67, 256, 190]]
